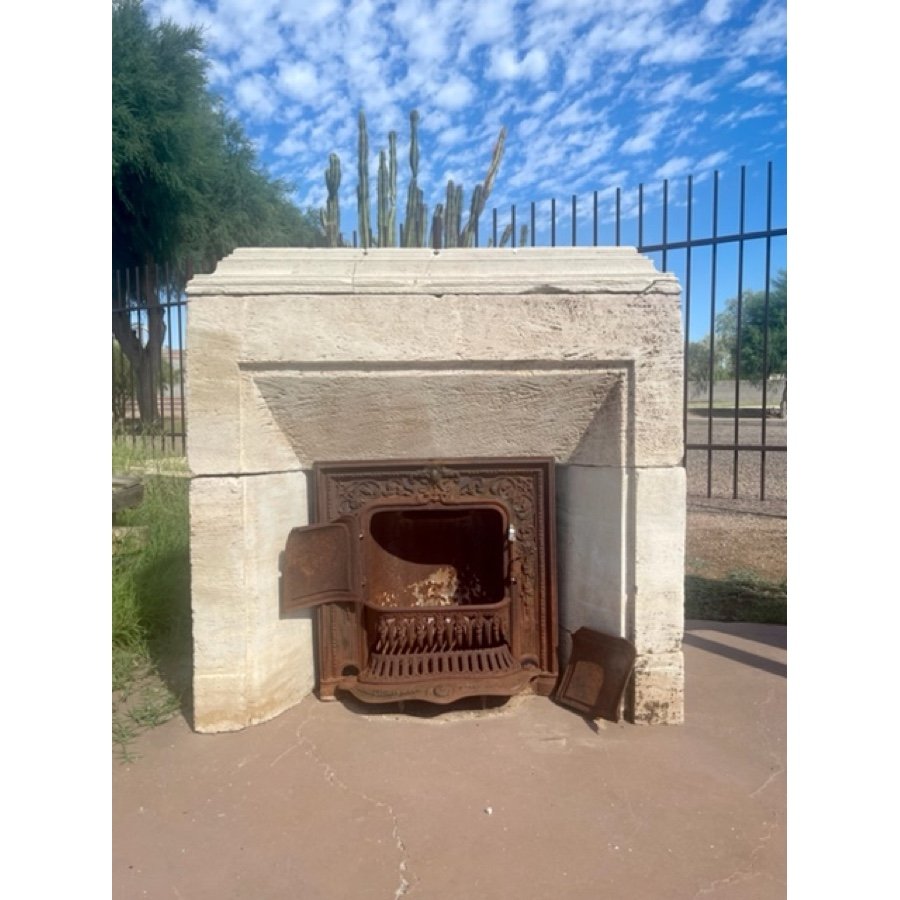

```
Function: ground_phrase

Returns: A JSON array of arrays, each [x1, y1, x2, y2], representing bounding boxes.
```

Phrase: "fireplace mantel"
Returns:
[[187, 248, 685, 732]]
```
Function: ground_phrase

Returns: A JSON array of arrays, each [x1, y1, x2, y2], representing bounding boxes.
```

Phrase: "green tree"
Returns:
[[716, 270, 787, 416], [686, 336, 730, 398], [113, 339, 178, 427], [113, 0, 321, 424]]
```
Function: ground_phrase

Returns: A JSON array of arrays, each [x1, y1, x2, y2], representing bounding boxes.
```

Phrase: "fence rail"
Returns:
[[113, 164, 786, 501]]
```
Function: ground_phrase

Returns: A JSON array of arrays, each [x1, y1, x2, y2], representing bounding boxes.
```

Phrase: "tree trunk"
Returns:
[[112, 263, 167, 429], [779, 380, 787, 419]]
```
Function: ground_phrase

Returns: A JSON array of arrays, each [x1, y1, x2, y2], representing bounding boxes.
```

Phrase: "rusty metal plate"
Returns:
[[555, 627, 637, 721], [281, 517, 359, 614]]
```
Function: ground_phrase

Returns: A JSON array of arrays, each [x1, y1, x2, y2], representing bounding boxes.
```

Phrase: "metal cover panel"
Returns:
[[555, 627, 637, 721], [282, 517, 358, 613]]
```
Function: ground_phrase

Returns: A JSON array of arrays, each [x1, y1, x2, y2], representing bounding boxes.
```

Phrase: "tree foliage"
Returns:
[[716, 270, 787, 386], [113, 0, 320, 270], [112, 0, 321, 425], [686, 336, 730, 397]]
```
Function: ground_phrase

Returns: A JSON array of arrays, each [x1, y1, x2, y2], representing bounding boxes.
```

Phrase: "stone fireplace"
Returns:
[[186, 247, 685, 732]]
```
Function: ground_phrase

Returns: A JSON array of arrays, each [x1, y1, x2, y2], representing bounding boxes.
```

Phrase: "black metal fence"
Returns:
[[112, 260, 213, 455], [469, 161, 787, 504], [113, 163, 786, 501]]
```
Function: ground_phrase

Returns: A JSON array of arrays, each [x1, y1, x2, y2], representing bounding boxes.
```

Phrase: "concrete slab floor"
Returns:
[[113, 620, 786, 899]]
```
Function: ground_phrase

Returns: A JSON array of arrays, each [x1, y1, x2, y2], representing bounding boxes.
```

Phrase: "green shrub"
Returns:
[[113, 475, 189, 645], [113, 439, 190, 701]]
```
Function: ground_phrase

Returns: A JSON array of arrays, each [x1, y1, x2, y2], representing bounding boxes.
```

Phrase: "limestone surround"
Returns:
[[186, 248, 685, 732]]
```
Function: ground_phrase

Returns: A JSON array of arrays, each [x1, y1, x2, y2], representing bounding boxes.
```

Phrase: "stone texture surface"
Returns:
[[187, 246, 681, 296], [190, 472, 314, 733], [187, 250, 682, 477], [186, 248, 685, 731], [252, 368, 627, 468]]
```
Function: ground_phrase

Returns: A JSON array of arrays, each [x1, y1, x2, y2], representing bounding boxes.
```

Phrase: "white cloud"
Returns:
[[718, 102, 773, 127], [737, 71, 784, 93], [436, 125, 470, 147], [702, 0, 734, 25], [463, 0, 516, 50], [521, 48, 550, 79], [655, 156, 693, 180], [695, 150, 729, 171], [433, 76, 476, 111], [620, 109, 670, 155], [234, 73, 278, 120], [642, 28, 710, 64], [586, 15, 665, 53], [278, 0, 340, 29], [656, 73, 692, 104], [735, 0, 786, 57], [277, 61, 320, 103], [489, 47, 549, 81]]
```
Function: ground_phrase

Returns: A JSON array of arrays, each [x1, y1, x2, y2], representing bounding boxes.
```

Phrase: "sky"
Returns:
[[143, 0, 786, 275]]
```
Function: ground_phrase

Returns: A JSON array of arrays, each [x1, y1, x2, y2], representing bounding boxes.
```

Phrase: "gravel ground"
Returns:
[[685, 412, 786, 583]]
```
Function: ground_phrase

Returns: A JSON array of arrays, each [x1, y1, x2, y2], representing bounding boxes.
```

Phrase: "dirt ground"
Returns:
[[684, 412, 787, 583]]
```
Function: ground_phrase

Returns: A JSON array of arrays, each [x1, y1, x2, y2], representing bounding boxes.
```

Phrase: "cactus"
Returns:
[[461, 185, 484, 248], [402, 110, 421, 247], [322, 153, 341, 248], [430, 203, 444, 250], [356, 111, 371, 249], [415, 187, 427, 247], [376, 131, 399, 247], [324, 110, 507, 251], [382, 132, 398, 246], [377, 149, 388, 246], [460, 126, 507, 247], [444, 180, 463, 249]]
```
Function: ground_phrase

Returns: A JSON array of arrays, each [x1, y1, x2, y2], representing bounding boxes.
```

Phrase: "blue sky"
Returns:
[[143, 0, 787, 339]]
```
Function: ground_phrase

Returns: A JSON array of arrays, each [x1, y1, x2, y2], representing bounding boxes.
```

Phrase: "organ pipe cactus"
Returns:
[[460, 126, 507, 247], [322, 153, 341, 248], [402, 110, 421, 247], [376, 131, 398, 247], [430, 203, 444, 250], [321, 110, 507, 250], [356, 111, 372, 249], [444, 181, 463, 249], [377, 150, 389, 246]]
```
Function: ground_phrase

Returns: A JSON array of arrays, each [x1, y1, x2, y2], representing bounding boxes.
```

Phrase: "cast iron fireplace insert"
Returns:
[[282, 458, 558, 705]]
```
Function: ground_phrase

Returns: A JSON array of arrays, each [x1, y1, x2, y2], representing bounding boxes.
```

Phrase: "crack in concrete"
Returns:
[[749, 680, 785, 800], [749, 765, 784, 799], [692, 676, 784, 895], [272, 704, 417, 898], [692, 818, 780, 897]]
